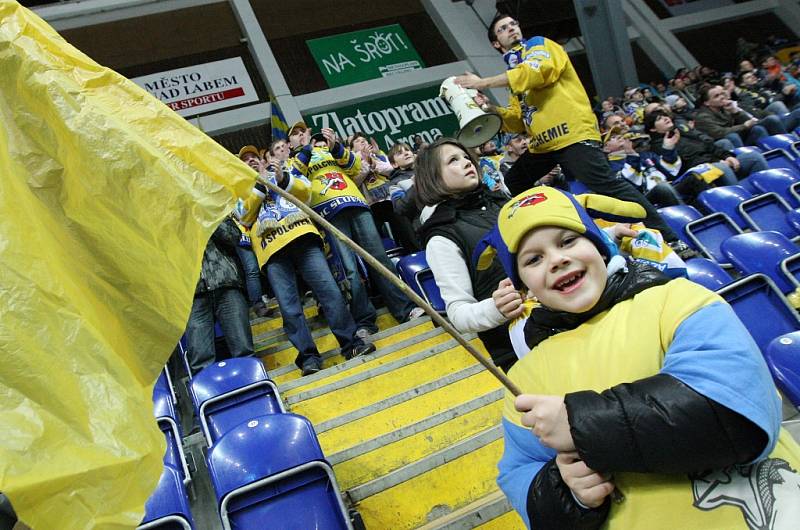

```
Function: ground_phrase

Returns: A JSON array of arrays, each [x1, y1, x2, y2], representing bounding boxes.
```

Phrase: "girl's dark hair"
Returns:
[[346, 132, 367, 148], [414, 137, 480, 207]]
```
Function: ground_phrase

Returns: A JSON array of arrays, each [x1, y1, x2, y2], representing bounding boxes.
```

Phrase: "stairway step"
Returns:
[[332, 396, 503, 491], [417, 490, 520, 530], [283, 329, 463, 403], [270, 319, 437, 385], [250, 302, 319, 336], [474, 509, 525, 530], [252, 306, 391, 347], [316, 370, 502, 450], [354, 430, 505, 529], [255, 310, 398, 357], [288, 339, 489, 425]]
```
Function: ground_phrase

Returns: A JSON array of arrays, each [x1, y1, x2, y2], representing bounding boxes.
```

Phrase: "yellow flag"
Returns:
[[0, 2, 255, 528]]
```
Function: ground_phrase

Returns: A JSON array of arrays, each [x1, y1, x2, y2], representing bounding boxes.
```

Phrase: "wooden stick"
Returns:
[[260, 178, 522, 397]]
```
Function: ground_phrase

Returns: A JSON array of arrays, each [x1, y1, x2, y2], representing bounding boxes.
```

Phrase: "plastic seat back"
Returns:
[[757, 134, 799, 157], [684, 212, 743, 266], [207, 414, 350, 530], [750, 168, 800, 208], [138, 465, 194, 530], [738, 192, 797, 236], [721, 231, 800, 294], [153, 390, 190, 484], [762, 148, 800, 173], [397, 252, 430, 300], [697, 185, 753, 229], [416, 269, 446, 313], [657, 206, 703, 251], [190, 358, 285, 446], [685, 258, 733, 290], [718, 274, 800, 354], [764, 332, 800, 408]]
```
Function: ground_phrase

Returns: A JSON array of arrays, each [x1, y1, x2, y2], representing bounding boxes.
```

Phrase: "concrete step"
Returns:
[[418, 490, 521, 530]]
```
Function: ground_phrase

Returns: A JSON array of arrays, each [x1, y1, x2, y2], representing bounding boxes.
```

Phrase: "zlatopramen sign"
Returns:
[[303, 85, 459, 152], [306, 24, 425, 88]]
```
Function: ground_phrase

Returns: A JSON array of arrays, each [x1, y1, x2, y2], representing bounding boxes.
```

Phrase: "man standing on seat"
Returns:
[[455, 14, 686, 252]]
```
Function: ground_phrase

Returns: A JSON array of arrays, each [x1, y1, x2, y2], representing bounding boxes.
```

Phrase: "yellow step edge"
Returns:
[[272, 320, 438, 386], [317, 372, 502, 455], [290, 339, 488, 424], [356, 439, 505, 530], [251, 304, 319, 335], [279, 331, 447, 394], [475, 509, 525, 529], [259, 312, 406, 372], [333, 401, 503, 490]]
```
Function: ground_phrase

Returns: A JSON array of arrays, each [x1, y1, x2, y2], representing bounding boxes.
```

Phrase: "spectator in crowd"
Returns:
[[388, 142, 422, 228], [492, 185, 793, 529], [737, 70, 800, 124], [412, 134, 427, 153], [453, 13, 686, 254], [268, 137, 291, 163], [348, 133, 420, 251], [235, 157, 375, 375], [478, 139, 510, 195], [184, 218, 254, 375], [291, 127, 424, 337], [663, 94, 693, 128], [236, 145, 272, 318], [693, 84, 784, 147], [415, 138, 518, 372], [666, 76, 697, 107], [603, 129, 686, 207], [602, 113, 630, 135], [287, 121, 312, 154], [646, 110, 768, 186]]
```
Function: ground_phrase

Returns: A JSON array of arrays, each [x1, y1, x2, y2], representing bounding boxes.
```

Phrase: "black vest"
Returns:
[[420, 189, 516, 372]]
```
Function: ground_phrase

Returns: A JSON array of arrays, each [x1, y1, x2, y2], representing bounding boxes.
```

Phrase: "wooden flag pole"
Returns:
[[259, 177, 522, 397]]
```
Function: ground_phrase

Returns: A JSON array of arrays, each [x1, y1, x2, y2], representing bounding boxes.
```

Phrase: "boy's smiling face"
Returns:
[[516, 226, 607, 313]]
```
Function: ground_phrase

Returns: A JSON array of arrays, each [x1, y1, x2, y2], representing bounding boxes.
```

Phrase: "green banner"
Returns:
[[306, 24, 425, 88], [303, 85, 459, 152]]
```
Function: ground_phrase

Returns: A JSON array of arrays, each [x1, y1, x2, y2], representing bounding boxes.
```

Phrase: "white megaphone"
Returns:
[[440, 76, 502, 148]]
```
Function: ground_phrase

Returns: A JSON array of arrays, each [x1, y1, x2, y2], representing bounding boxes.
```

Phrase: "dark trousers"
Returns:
[[505, 141, 679, 242]]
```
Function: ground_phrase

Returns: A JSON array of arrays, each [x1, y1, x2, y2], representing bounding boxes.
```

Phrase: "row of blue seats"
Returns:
[[142, 357, 353, 529]]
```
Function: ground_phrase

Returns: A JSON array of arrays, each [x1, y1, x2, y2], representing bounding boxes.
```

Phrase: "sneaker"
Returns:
[[301, 356, 322, 376], [668, 240, 699, 260], [406, 307, 426, 321], [253, 301, 273, 318], [346, 343, 376, 360], [355, 327, 372, 340]]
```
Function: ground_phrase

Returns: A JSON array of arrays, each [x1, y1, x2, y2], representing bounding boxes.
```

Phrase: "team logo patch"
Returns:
[[507, 193, 547, 218], [319, 173, 346, 195]]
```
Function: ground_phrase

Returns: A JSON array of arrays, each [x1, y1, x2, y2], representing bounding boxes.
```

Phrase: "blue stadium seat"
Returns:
[[684, 212, 743, 266], [207, 414, 350, 530], [657, 205, 703, 252], [684, 258, 733, 290], [155, 368, 177, 406], [153, 390, 191, 486], [749, 168, 800, 208], [732, 146, 762, 157], [764, 332, 800, 408], [396, 252, 446, 313], [138, 465, 194, 530], [697, 185, 753, 229], [721, 231, 800, 295], [190, 357, 285, 446], [567, 179, 591, 195], [762, 148, 800, 173], [757, 134, 800, 159], [739, 193, 797, 237], [717, 274, 800, 354], [735, 175, 759, 194]]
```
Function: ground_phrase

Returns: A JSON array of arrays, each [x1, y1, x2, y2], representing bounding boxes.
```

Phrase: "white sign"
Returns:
[[132, 57, 258, 117]]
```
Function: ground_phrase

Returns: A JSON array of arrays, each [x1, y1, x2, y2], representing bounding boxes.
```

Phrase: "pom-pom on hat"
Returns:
[[474, 186, 647, 288]]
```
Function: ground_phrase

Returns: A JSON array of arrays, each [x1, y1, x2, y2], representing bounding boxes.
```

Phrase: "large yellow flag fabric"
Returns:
[[0, 2, 255, 528]]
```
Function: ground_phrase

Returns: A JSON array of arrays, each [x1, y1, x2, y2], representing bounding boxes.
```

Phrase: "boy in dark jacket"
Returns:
[[490, 186, 800, 529]]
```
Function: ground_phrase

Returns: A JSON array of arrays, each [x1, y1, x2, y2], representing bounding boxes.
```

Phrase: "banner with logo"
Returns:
[[307, 24, 425, 88], [303, 85, 459, 152], [131, 57, 258, 117]]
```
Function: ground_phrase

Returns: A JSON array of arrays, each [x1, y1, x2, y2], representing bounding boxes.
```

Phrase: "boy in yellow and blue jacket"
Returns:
[[482, 186, 800, 528]]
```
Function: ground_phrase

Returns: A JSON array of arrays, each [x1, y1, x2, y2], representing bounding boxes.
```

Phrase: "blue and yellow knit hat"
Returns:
[[474, 186, 647, 288]]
